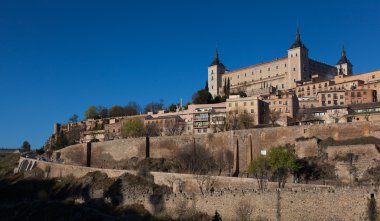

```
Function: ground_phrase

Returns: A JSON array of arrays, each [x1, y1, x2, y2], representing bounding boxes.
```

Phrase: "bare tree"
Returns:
[[174, 198, 189, 220], [226, 111, 239, 130], [329, 111, 341, 123], [215, 149, 234, 176], [210, 114, 227, 132], [238, 111, 254, 129], [145, 123, 162, 136], [235, 200, 253, 221], [268, 109, 281, 127], [165, 175, 176, 191], [164, 121, 185, 136], [176, 143, 216, 174], [195, 175, 216, 195]]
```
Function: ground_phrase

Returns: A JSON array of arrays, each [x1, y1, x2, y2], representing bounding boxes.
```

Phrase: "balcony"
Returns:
[[194, 117, 209, 122], [194, 122, 209, 129]]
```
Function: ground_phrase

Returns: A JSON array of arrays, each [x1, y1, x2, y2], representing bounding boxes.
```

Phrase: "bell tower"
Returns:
[[336, 46, 353, 76]]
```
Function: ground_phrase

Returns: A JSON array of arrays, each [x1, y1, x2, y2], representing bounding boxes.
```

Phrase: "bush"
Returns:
[[235, 200, 253, 221], [122, 118, 145, 138], [175, 144, 217, 174]]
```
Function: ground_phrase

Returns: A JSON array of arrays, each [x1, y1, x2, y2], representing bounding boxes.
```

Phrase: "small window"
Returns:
[[293, 68, 296, 71], [244, 102, 247, 106], [251, 109, 254, 113]]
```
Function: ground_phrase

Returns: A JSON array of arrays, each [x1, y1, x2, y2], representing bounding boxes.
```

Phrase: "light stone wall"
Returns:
[[56, 121, 380, 174], [32, 159, 377, 221]]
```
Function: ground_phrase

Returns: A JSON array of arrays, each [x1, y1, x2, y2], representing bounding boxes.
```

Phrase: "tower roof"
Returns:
[[209, 49, 225, 67], [289, 27, 307, 50], [336, 46, 352, 65]]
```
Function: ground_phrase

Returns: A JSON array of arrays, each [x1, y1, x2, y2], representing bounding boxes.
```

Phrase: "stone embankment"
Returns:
[[17, 157, 377, 221]]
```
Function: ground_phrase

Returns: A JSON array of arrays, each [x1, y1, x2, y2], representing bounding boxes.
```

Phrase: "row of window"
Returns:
[[228, 101, 255, 107], [268, 100, 289, 105], [321, 94, 344, 99], [272, 107, 289, 113], [321, 100, 344, 106]]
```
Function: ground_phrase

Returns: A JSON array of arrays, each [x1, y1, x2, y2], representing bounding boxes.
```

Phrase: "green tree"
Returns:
[[109, 105, 125, 117], [238, 111, 254, 129], [144, 99, 164, 113], [167, 104, 177, 112], [212, 210, 222, 221], [226, 78, 231, 97], [122, 118, 146, 138], [54, 131, 69, 150], [96, 106, 108, 118], [205, 81, 209, 91], [85, 105, 98, 119], [21, 140, 31, 152], [68, 114, 79, 123], [125, 101, 141, 115], [368, 195, 378, 221], [248, 155, 270, 190], [268, 146, 298, 188], [192, 89, 213, 104]]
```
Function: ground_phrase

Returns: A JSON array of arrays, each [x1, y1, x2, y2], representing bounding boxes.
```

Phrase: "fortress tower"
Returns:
[[208, 49, 226, 97], [287, 27, 310, 88]]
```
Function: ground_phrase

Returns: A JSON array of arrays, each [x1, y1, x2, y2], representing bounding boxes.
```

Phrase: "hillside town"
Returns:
[[45, 29, 380, 151]]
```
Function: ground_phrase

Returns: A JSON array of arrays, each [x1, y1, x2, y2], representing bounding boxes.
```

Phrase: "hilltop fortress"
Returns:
[[208, 28, 339, 97]]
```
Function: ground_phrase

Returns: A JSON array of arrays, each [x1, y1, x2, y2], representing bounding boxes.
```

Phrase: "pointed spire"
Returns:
[[209, 48, 224, 67], [341, 46, 346, 57], [289, 25, 306, 50], [296, 25, 300, 41], [336, 45, 351, 65]]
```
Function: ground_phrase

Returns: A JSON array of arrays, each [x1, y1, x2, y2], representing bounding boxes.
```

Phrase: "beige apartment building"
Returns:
[[226, 95, 262, 125], [318, 91, 346, 107], [191, 103, 226, 134], [261, 91, 299, 125], [345, 89, 376, 105]]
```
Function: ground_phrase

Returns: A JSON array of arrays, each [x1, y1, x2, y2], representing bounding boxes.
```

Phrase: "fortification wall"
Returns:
[[56, 121, 380, 173], [32, 159, 376, 221], [326, 144, 380, 161]]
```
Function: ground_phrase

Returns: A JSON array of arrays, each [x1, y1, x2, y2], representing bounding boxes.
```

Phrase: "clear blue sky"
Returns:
[[0, 0, 379, 148]]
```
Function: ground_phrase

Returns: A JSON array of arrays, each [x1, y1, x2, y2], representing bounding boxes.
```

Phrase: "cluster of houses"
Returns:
[[50, 69, 380, 145], [47, 30, 380, 145]]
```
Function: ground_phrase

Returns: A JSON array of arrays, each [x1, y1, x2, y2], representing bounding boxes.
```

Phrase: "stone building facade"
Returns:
[[208, 28, 338, 98]]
